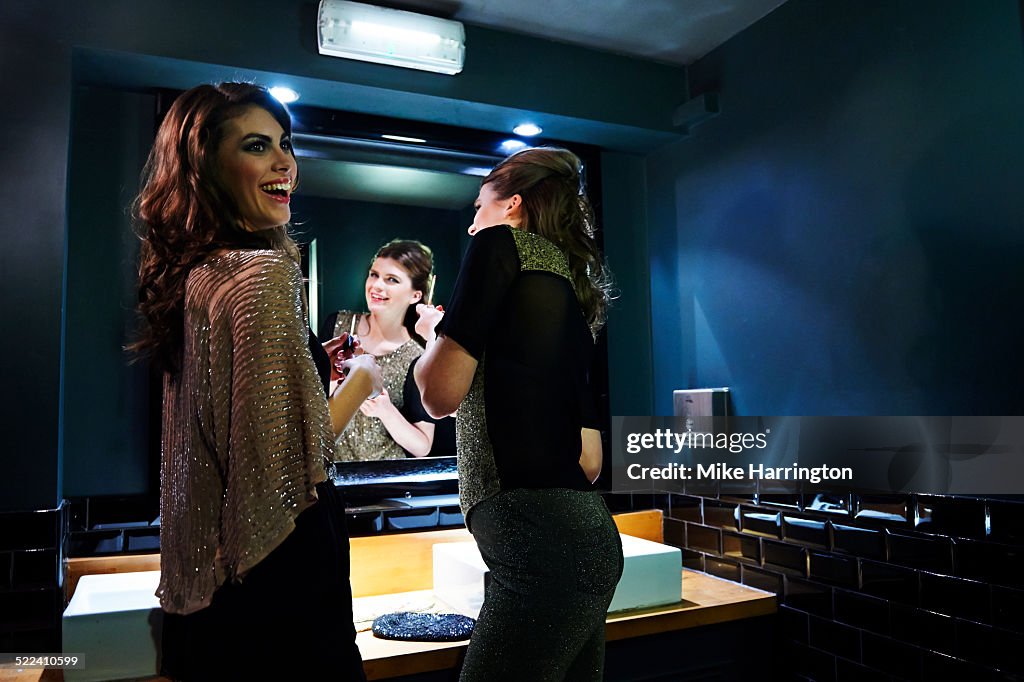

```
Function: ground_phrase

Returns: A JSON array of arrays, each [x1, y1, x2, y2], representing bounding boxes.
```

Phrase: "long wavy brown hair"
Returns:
[[129, 83, 300, 372], [482, 146, 613, 333]]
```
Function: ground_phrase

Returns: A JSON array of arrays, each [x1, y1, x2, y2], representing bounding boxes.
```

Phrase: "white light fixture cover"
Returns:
[[317, 0, 465, 75], [512, 123, 542, 137]]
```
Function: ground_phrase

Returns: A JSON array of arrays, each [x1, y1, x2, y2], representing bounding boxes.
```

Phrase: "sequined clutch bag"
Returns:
[[371, 612, 475, 642]]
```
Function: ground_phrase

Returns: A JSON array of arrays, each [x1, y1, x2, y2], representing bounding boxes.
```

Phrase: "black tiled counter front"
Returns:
[[65, 459, 465, 557], [0, 504, 65, 652]]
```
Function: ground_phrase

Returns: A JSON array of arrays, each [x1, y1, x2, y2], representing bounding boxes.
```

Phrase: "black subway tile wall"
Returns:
[[887, 530, 953, 573], [782, 514, 829, 548], [992, 585, 1024, 632], [662, 516, 685, 549], [740, 507, 781, 539], [988, 500, 1024, 545], [832, 523, 885, 560], [742, 564, 784, 594], [808, 552, 858, 589], [679, 547, 704, 571], [785, 577, 833, 618], [0, 503, 66, 652], [666, 494, 701, 522], [861, 632, 922, 679], [835, 656, 888, 682], [64, 492, 471, 556], [763, 539, 807, 576], [808, 615, 861, 661], [889, 603, 956, 655], [919, 571, 990, 624], [788, 640, 837, 682], [722, 530, 760, 564], [914, 496, 986, 538], [833, 589, 886, 633], [705, 557, 741, 583], [685, 523, 722, 554], [702, 501, 739, 529], [779, 604, 809, 644], [653, 491, 1024, 680], [860, 560, 918, 603]]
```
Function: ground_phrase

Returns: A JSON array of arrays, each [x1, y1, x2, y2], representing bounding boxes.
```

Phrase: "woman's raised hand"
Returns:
[[415, 303, 445, 343], [340, 353, 384, 399], [323, 332, 361, 381], [358, 387, 392, 417]]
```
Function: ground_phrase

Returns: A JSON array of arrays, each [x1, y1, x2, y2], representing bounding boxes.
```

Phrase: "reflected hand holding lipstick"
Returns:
[[324, 331, 361, 383]]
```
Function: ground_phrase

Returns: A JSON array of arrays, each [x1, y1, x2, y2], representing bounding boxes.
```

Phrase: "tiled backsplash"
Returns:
[[652, 491, 1024, 681], [0, 503, 66, 653]]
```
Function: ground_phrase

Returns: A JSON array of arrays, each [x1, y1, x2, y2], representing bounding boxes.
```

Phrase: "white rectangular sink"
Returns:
[[433, 533, 682, 617], [610, 534, 683, 612], [62, 571, 162, 681]]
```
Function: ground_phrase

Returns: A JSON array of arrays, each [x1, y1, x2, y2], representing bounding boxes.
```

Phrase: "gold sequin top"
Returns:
[[331, 311, 424, 461], [157, 249, 334, 615]]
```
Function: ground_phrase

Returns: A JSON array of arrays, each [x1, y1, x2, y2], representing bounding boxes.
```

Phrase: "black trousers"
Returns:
[[459, 488, 624, 682], [161, 482, 366, 681]]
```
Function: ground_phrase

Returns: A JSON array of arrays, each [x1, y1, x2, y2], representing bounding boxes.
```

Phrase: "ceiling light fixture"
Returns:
[[500, 139, 528, 153], [317, 0, 466, 75], [268, 86, 300, 104], [512, 123, 542, 137]]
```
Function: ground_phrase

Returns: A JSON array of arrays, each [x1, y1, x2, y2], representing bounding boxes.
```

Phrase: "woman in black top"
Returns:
[[415, 147, 623, 681]]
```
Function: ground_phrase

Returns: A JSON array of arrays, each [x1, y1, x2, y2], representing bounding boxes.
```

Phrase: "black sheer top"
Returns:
[[438, 226, 597, 510]]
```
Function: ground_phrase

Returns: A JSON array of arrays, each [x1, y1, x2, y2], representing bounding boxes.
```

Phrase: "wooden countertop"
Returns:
[[354, 569, 775, 680], [46, 510, 775, 682]]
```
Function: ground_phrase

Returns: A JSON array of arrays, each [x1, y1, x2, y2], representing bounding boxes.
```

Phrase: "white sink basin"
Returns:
[[62, 571, 162, 681], [433, 533, 682, 617]]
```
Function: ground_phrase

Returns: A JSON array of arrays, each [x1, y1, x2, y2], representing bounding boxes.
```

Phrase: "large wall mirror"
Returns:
[[284, 103, 609, 497]]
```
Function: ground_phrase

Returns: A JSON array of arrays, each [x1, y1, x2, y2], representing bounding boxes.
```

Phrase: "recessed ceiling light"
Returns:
[[500, 139, 528, 153], [269, 86, 299, 104], [382, 134, 427, 143], [512, 123, 542, 137]]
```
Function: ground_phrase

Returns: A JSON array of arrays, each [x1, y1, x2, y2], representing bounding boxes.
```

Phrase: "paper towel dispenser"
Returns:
[[672, 387, 730, 418]]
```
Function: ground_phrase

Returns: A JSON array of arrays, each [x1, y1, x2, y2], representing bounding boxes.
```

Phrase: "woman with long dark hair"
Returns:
[[324, 239, 440, 460], [415, 146, 622, 681], [132, 82, 380, 680]]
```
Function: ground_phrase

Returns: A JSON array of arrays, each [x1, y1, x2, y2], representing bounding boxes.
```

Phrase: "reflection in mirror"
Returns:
[[290, 115, 504, 466]]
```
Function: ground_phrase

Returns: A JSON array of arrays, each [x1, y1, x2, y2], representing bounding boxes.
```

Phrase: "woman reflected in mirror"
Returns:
[[324, 239, 445, 460]]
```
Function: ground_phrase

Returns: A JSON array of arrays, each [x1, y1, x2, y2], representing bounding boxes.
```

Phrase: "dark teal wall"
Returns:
[[647, 0, 1024, 416], [1, 1, 672, 509], [1, 5, 73, 511], [601, 152, 654, 416], [62, 86, 153, 497]]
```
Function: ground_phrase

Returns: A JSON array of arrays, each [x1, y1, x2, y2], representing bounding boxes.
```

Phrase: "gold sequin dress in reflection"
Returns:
[[331, 310, 423, 461], [157, 249, 335, 616]]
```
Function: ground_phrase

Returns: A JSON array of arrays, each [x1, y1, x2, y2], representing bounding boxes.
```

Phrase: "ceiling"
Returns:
[[303, 0, 788, 207], [388, 0, 788, 66]]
